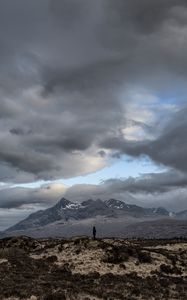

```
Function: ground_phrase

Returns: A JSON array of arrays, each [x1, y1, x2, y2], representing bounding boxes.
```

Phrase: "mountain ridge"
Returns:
[[5, 197, 175, 233]]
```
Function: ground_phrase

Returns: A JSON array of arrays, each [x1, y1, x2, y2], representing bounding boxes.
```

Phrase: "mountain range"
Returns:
[[5, 198, 168, 232], [4, 198, 187, 237]]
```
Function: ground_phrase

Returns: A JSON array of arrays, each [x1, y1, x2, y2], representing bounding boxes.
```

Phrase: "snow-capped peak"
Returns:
[[105, 199, 126, 209]]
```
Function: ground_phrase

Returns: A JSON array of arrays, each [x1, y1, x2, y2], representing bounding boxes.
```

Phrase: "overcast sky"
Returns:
[[0, 0, 187, 230]]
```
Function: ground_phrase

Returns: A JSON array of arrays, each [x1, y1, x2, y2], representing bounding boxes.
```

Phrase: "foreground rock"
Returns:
[[0, 236, 186, 299]]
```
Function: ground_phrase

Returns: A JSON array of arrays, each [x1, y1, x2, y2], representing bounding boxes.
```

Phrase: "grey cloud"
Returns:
[[0, 0, 187, 183], [104, 0, 187, 34], [49, 0, 92, 28], [9, 128, 32, 136], [98, 151, 106, 158], [0, 180, 67, 230], [103, 171, 187, 194], [0, 187, 43, 209], [0, 182, 67, 209], [9, 128, 25, 136], [64, 170, 187, 199], [102, 105, 187, 173], [0, 99, 21, 119], [64, 170, 187, 211], [2, 169, 187, 210]]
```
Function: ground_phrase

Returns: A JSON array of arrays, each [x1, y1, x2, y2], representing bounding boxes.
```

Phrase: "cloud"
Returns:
[[0, 182, 67, 209], [0, 0, 186, 189], [0, 168, 187, 230], [2, 169, 186, 210], [63, 169, 187, 209], [101, 104, 187, 172]]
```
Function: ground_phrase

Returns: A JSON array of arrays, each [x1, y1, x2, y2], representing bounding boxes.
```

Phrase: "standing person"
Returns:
[[93, 226, 96, 240]]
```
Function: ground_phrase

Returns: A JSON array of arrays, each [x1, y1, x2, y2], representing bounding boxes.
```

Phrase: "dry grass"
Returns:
[[0, 236, 186, 300]]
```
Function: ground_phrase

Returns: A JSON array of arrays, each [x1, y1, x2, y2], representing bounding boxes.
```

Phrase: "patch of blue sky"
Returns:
[[58, 155, 166, 186], [11, 155, 166, 189], [155, 91, 186, 106]]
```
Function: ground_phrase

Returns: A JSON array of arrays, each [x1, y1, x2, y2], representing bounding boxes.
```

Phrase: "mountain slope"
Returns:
[[6, 198, 171, 233], [6, 198, 113, 232]]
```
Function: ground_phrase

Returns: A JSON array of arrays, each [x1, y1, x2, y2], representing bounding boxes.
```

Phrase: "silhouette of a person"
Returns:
[[93, 226, 96, 240]]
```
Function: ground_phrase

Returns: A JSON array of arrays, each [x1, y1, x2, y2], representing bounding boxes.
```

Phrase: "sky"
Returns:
[[0, 0, 187, 230]]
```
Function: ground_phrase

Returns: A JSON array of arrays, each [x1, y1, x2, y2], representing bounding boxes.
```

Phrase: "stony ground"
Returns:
[[0, 236, 186, 300]]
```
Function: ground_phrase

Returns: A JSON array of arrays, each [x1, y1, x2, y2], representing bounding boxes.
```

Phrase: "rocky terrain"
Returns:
[[0, 236, 186, 299]]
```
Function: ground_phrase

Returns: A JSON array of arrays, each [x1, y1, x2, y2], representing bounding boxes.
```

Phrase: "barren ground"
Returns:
[[0, 236, 186, 299]]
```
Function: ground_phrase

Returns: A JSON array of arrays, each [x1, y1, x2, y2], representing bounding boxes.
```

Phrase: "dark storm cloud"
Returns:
[[101, 104, 187, 173], [49, 0, 91, 28], [0, 181, 67, 209], [9, 128, 33, 135], [0, 187, 50, 209], [104, 0, 187, 34], [0, 0, 187, 184]]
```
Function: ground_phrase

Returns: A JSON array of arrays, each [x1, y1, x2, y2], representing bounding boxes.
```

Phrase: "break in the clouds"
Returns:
[[0, 0, 187, 225], [101, 104, 187, 172]]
